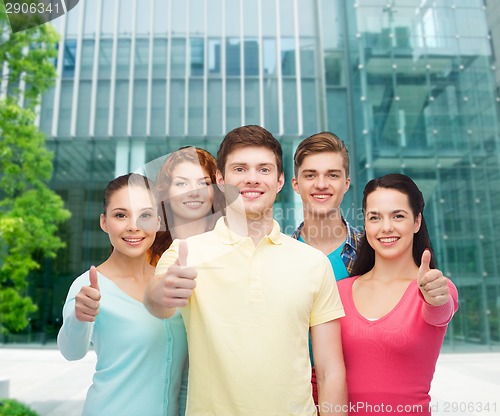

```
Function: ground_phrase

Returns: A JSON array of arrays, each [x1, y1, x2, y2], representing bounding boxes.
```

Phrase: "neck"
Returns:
[[102, 251, 153, 280], [301, 211, 346, 249], [170, 216, 209, 240], [225, 206, 275, 245], [368, 253, 418, 282]]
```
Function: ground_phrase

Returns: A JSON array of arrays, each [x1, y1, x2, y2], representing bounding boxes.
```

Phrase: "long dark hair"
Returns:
[[351, 173, 436, 276]]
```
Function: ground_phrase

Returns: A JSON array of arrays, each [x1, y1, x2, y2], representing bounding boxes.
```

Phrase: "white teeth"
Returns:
[[313, 194, 330, 199], [242, 192, 261, 197], [124, 238, 143, 243], [380, 237, 398, 243], [184, 201, 203, 207]]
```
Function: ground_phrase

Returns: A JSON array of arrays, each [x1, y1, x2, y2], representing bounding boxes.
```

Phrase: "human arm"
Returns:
[[418, 250, 459, 326], [57, 267, 100, 360], [311, 319, 347, 416], [144, 240, 197, 319]]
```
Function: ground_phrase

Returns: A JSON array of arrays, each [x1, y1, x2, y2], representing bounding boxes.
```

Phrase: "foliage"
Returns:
[[0, 399, 39, 416], [0, 3, 60, 104], [0, 5, 70, 333]]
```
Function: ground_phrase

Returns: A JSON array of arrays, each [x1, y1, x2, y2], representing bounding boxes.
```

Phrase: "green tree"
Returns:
[[0, 398, 39, 416], [0, 4, 70, 333]]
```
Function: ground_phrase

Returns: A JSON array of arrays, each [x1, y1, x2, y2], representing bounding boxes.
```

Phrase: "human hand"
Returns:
[[75, 266, 101, 322], [152, 240, 197, 309], [417, 250, 450, 306]]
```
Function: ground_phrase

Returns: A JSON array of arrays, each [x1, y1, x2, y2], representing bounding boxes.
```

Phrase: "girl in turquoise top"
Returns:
[[57, 173, 188, 416]]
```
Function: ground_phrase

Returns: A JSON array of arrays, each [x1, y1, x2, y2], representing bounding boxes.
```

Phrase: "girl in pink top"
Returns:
[[337, 173, 458, 416]]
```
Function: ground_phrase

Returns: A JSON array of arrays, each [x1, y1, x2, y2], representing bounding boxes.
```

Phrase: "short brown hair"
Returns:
[[217, 125, 283, 176], [293, 132, 349, 177]]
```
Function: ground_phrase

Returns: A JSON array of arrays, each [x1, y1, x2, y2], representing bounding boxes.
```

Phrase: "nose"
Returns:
[[244, 169, 260, 184], [127, 216, 141, 231], [381, 217, 393, 233], [315, 174, 327, 189], [186, 183, 200, 196]]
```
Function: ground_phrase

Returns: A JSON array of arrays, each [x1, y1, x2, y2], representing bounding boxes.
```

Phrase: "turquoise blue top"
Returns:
[[57, 270, 188, 416], [297, 235, 349, 280]]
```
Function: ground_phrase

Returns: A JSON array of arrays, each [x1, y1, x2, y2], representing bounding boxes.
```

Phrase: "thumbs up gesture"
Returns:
[[148, 240, 197, 314], [418, 250, 450, 306], [75, 266, 101, 322]]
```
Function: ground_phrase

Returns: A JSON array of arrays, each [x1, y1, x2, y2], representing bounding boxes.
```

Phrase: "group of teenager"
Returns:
[[57, 126, 458, 416]]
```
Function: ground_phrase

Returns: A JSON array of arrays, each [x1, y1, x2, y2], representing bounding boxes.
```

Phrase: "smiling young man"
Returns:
[[145, 125, 347, 416], [292, 132, 362, 280], [292, 132, 362, 405]]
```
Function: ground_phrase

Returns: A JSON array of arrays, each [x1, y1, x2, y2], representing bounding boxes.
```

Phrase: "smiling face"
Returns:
[[100, 185, 160, 258], [167, 161, 214, 225], [292, 152, 350, 219], [216, 146, 284, 220], [364, 187, 421, 262]]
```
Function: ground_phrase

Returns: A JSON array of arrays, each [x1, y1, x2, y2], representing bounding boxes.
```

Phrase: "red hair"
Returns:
[[148, 147, 221, 266]]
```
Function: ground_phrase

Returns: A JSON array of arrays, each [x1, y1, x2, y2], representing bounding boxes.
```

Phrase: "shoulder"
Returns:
[[337, 275, 356, 287], [155, 231, 221, 273], [157, 232, 214, 259], [337, 275, 356, 293], [279, 234, 332, 279], [183, 229, 219, 253], [187, 229, 218, 244]]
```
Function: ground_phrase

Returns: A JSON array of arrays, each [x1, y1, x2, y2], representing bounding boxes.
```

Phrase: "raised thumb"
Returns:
[[175, 240, 188, 267], [418, 249, 431, 283], [89, 265, 100, 290]]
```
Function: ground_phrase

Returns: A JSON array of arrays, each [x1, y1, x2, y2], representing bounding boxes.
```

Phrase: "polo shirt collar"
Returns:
[[267, 220, 282, 245], [214, 217, 282, 245]]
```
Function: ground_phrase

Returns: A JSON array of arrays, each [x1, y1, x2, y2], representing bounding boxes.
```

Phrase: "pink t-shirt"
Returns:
[[337, 276, 458, 416]]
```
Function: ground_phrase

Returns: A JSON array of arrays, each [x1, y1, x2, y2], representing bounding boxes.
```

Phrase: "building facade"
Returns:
[[17, 0, 500, 348]]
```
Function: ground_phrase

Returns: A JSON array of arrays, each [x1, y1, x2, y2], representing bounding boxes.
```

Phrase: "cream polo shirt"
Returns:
[[156, 217, 345, 416]]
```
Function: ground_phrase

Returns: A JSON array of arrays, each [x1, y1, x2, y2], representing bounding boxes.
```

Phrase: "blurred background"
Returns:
[[2, 0, 500, 351]]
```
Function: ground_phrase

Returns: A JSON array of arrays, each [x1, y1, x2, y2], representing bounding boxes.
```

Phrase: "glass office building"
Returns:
[[16, 0, 500, 348]]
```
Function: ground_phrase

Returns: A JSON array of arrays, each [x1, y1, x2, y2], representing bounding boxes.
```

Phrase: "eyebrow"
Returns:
[[172, 176, 211, 181], [110, 206, 154, 212], [366, 209, 409, 215], [301, 168, 342, 174], [228, 162, 275, 168]]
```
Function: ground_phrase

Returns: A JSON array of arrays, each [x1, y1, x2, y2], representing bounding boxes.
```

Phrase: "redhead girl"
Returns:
[[338, 173, 458, 416], [58, 173, 187, 416], [148, 147, 221, 266]]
